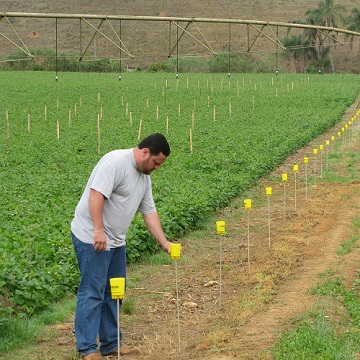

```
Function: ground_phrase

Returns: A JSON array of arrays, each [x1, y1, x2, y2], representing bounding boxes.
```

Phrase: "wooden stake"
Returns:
[[57, 119, 60, 140], [74, 103, 77, 116], [213, 105, 216, 121], [189, 128, 193, 154], [166, 116, 169, 134], [97, 114, 101, 154], [129, 112, 132, 126], [27, 113, 30, 133], [68, 110, 71, 126], [44, 105, 47, 121], [138, 119, 142, 140], [6, 110, 10, 149]]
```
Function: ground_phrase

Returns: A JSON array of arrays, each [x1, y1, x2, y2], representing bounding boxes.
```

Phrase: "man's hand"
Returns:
[[93, 230, 107, 251]]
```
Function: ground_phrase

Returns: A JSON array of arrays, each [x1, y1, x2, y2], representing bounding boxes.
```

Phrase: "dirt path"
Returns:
[[3, 95, 359, 360]]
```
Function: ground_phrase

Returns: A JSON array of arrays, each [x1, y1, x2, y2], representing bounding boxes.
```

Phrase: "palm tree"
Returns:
[[345, 8, 360, 51], [305, 0, 346, 73]]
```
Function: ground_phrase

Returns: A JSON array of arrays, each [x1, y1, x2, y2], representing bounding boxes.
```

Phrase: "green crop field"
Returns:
[[0, 71, 359, 318]]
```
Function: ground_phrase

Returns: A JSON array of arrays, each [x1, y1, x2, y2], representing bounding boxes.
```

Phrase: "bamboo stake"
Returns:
[[68, 110, 71, 126], [97, 114, 101, 154], [57, 119, 60, 140], [138, 119, 142, 140], [166, 116, 169, 134], [74, 103, 77, 116], [189, 128, 193, 154], [44, 105, 47, 121], [6, 110, 10, 149], [178, 103, 181, 116], [27, 113, 30, 133], [213, 105, 216, 121], [129, 112, 132, 126]]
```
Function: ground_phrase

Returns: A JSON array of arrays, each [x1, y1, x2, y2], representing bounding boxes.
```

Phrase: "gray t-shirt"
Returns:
[[71, 148, 156, 249]]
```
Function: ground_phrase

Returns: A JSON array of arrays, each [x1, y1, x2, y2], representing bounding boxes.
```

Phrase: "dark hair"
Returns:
[[138, 133, 170, 157]]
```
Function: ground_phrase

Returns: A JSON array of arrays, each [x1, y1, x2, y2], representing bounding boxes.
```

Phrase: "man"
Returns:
[[71, 133, 172, 360]]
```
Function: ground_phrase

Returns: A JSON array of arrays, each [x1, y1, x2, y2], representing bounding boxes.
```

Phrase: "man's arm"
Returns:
[[89, 188, 107, 251], [143, 212, 171, 253]]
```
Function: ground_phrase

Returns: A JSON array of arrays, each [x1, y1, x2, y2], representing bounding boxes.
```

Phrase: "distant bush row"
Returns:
[[0, 48, 278, 73]]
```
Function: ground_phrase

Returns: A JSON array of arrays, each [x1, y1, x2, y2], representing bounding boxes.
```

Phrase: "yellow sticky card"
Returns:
[[244, 199, 252, 210], [319, 145, 324, 151], [170, 243, 181, 260], [265, 187, 272, 196], [304, 157, 309, 164], [326, 140, 330, 146], [313, 149, 318, 155], [282, 173, 288, 182], [216, 221, 226, 235], [110, 278, 126, 299], [293, 164, 299, 172]]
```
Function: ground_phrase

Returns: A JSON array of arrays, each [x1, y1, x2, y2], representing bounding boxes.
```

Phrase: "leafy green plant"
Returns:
[[0, 71, 359, 319]]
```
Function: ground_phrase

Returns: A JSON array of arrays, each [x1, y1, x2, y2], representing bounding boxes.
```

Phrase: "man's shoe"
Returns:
[[82, 352, 103, 360], [107, 346, 140, 356]]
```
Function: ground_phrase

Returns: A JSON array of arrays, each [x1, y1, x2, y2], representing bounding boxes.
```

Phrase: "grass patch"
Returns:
[[272, 273, 360, 359], [337, 216, 360, 255], [0, 295, 76, 354], [272, 310, 359, 359]]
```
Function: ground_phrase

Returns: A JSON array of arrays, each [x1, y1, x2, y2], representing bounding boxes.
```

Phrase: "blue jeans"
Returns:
[[72, 232, 126, 356]]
